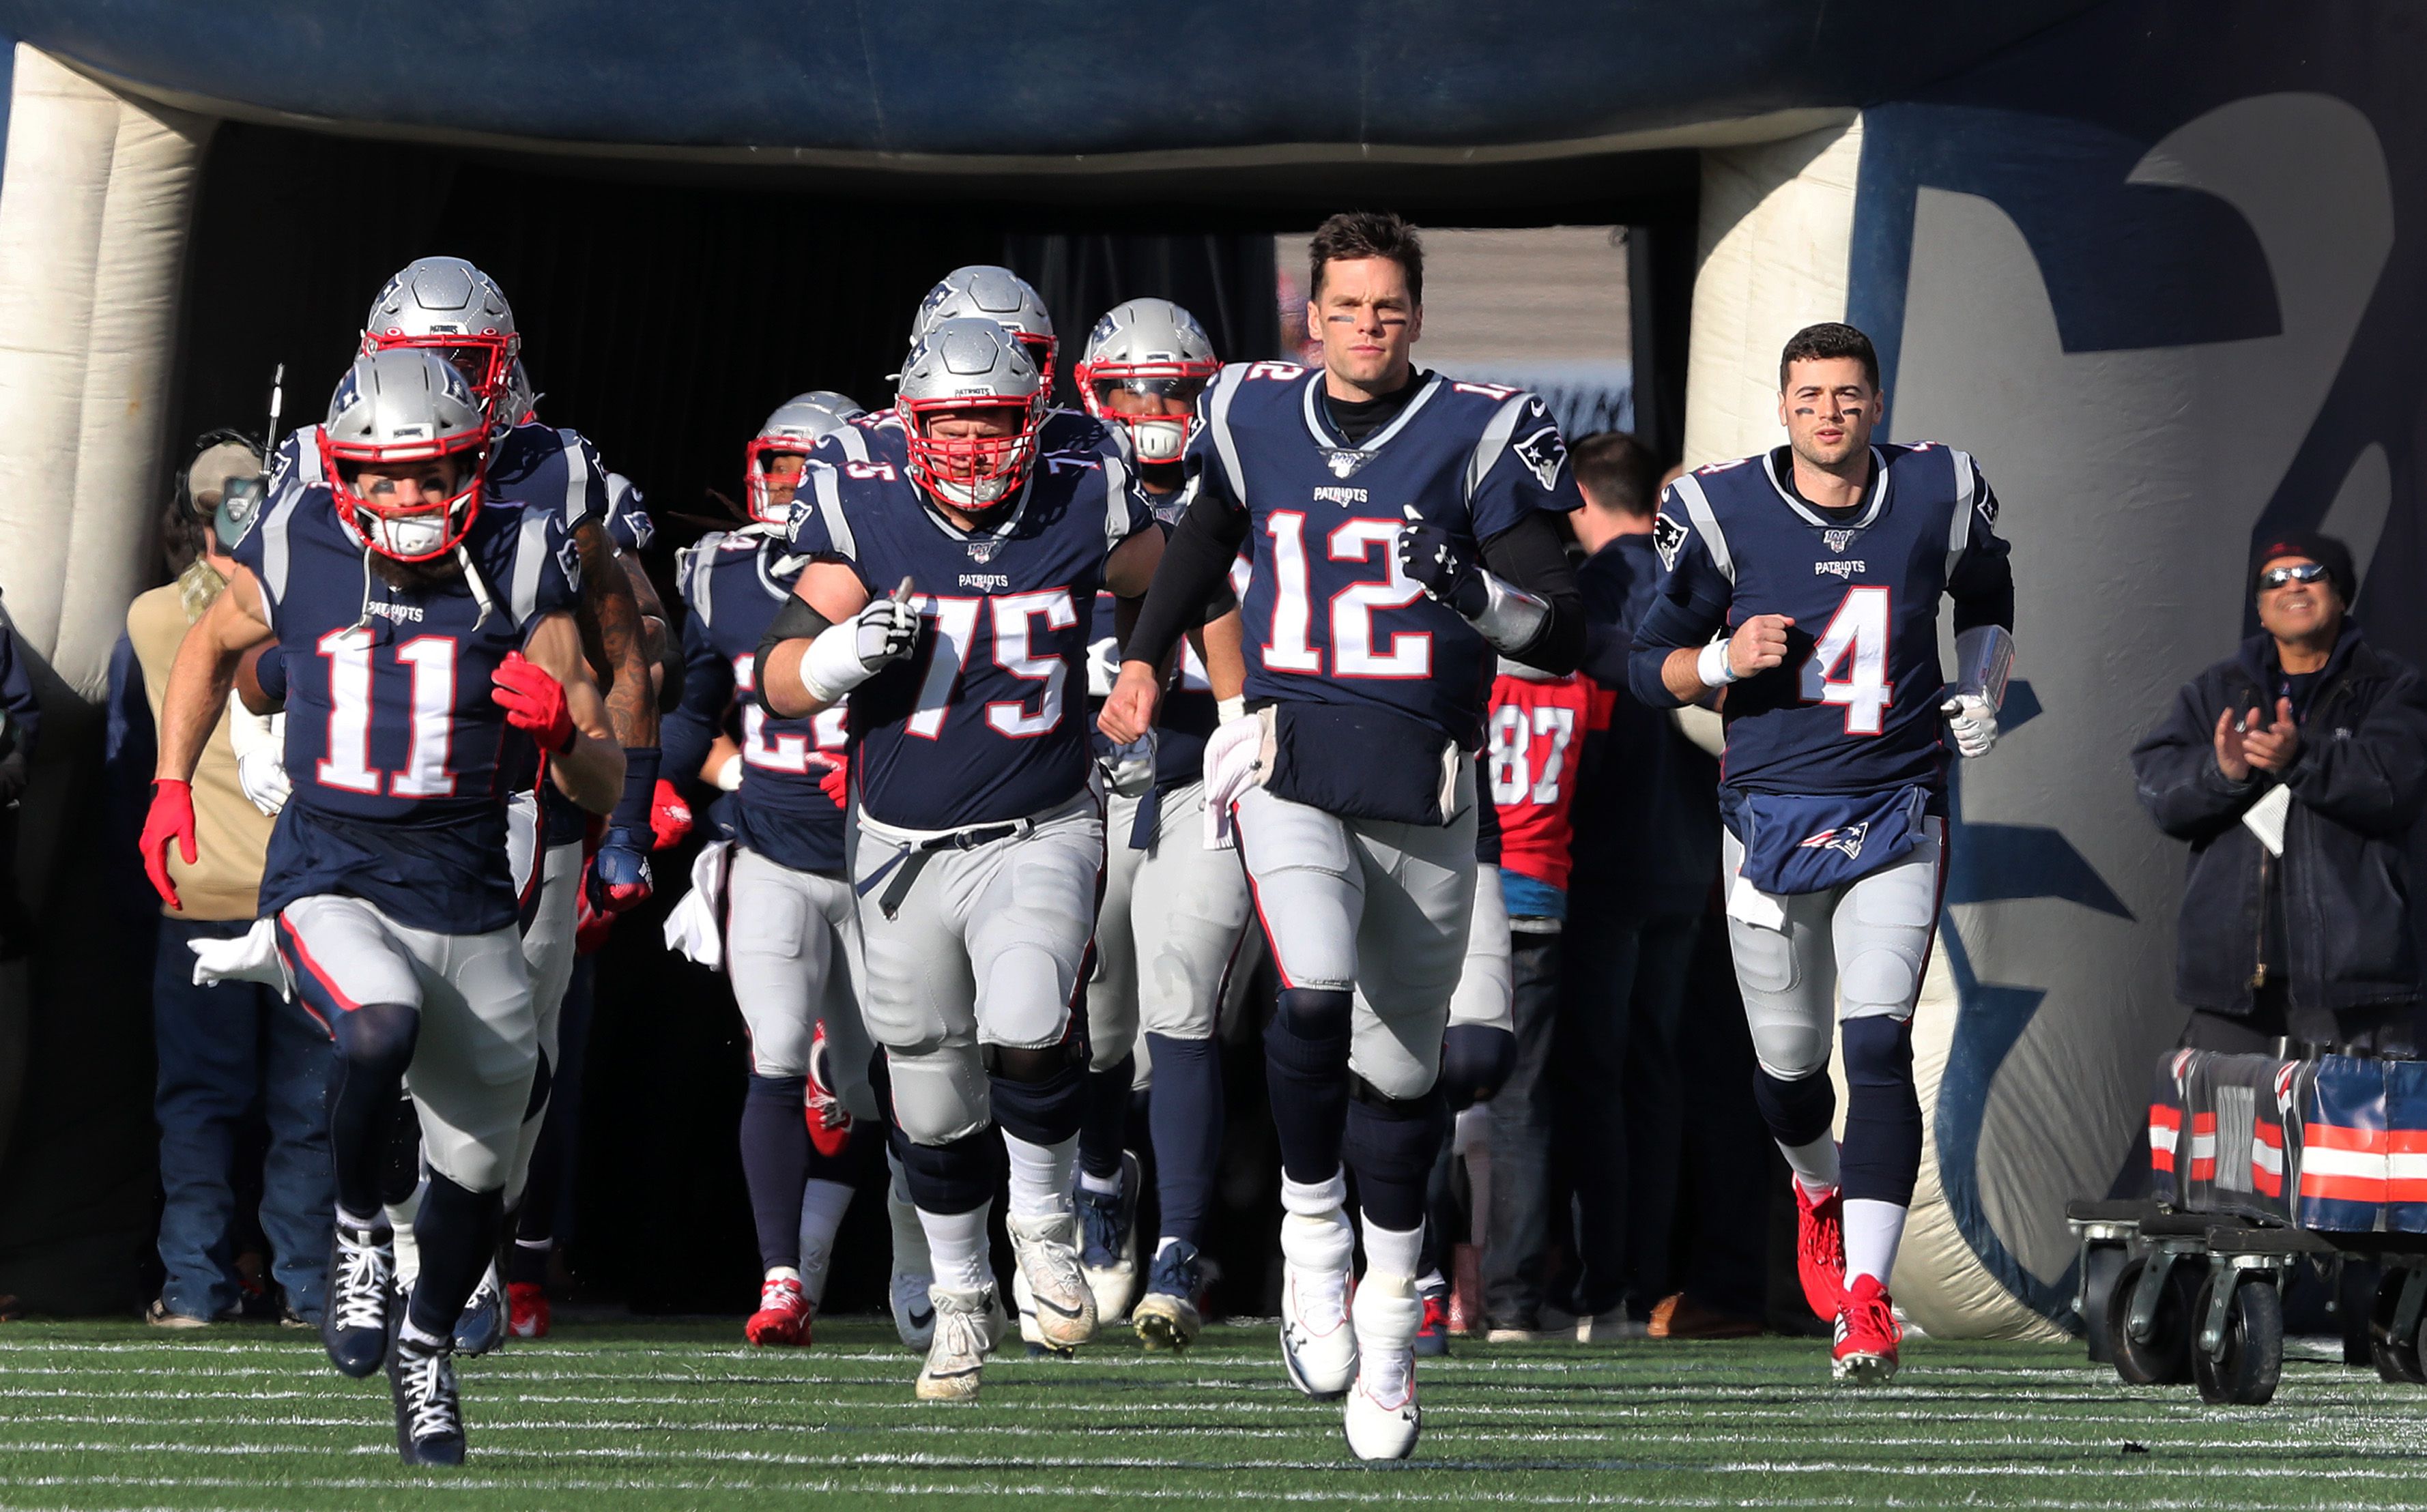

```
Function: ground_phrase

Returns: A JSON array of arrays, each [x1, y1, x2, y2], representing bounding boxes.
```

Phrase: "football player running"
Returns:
[[1069, 299, 1252, 1346], [1627, 322, 2014, 1383], [270, 259, 670, 1350], [1102, 213, 1584, 1459], [759, 319, 1166, 1400], [661, 391, 881, 1349], [142, 350, 622, 1463]]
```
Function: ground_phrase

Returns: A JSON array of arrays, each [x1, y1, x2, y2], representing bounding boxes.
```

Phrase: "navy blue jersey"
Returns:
[[1188, 364, 1581, 749], [233, 484, 580, 932], [1628, 443, 2011, 800], [669, 526, 848, 873], [785, 450, 1153, 829]]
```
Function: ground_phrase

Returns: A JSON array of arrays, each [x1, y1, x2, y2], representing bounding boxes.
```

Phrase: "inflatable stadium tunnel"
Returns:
[[0, 1, 2420, 1337]]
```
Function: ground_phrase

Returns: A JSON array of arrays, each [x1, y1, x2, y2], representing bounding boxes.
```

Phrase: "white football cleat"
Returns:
[[915, 1283, 1007, 1401], [1007, 1210, 1097, 1350], [1344, 1273, 1422, 1461], [886, 1180, 936, 1350], [1278, 1208, 1358, 1399]]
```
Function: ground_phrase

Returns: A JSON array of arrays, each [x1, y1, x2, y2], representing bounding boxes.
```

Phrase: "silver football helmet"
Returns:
[[498, 359, 540, 430], [897, 319, 1042, 512], [1074, 298, 1218, 464], [911, 267, 1057, 390], [747, 390, 866, 524], [361, 257, 521, 417], [319, 348, 490, 562]]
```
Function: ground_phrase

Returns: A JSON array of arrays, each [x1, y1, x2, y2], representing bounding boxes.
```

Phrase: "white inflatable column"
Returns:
[[1682, 114, 2062, 1341], [0, 43, 211, 694]]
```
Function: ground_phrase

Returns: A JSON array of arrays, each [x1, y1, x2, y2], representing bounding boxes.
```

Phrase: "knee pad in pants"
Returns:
[[886, 1044, 991, 1147], [334, 1000, 418, 1077], [1839, 1015, 1921, 1205], [894, 1124, 1005, 1215], [1266, 987, 1352, 1075], [988, 1043, 1087, 1148], [1439, 1024, 1516, 1112]]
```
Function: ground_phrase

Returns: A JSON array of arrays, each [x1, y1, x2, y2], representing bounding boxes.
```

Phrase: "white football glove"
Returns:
[[800, 577, 921, 704], [852, 578, 922, 669], [1085, 636, 1123, 701], [1200, 706, 1264, 850], [1104, 731, 1158, 798], [1939, 693, 1998, 759], [236, 747, 291, 817]]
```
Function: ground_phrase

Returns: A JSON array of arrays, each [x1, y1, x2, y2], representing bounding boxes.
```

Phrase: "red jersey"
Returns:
[[1484, 667, 1609, 892]]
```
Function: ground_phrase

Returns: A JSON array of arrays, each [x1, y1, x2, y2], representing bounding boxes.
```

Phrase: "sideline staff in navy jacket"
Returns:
[[2130, 530, 2427, 1053]]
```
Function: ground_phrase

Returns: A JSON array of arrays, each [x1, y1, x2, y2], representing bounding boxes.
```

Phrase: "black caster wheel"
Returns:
[[2108, 1255, 2197, 1386], [2192, 1272, 2283, 1406], [2081, 1243, 2129, 1367], [2370, 1270, 2426, 1384]]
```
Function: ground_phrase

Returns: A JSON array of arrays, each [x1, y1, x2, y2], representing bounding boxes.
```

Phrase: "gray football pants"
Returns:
[[1721, 817, 1946, 1079], [1232, 761, 1478, 1101], [727, 845, 876, 1119], [852, 791, 1104, 1146], [1088, 779, 1254, 1081], [279, 893, 535, 1195]]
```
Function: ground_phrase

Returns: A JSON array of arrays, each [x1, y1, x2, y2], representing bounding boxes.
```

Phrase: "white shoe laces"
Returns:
[[399, 1346, 459, 1440], [928, 1294, 991, 1369], [1016, 1229, 1088, 1306], [1361, 1344, 1414, 1405], [332, 1230, 392, 1333]]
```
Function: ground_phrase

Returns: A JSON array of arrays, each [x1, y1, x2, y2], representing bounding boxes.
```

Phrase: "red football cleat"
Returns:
[[746, 1275, 812, 1347], [804, 1023, 855, 1159], [1831, 1274, 1902, 1384], [507, 1281, 551, 1339], [1793, 1179, 1847, 1322]]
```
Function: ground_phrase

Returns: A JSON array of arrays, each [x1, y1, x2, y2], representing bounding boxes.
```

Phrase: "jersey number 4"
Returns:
[[1800, 586, 1892, 735], [1262, 512, 1430, 678], [315, 628, 460, 797]]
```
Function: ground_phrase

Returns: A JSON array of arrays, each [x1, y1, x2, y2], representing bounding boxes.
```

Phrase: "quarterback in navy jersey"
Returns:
[[141, 350, 623, 1464], [661, 392, 883, 1353], [759, 318, 1164, 1401], [1105, 213, 1582, 1460], [1628, 321, 2015, 1385]]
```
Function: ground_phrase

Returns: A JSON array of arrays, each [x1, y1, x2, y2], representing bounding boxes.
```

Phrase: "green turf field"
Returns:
[[3, 1318, 2424, 1510]]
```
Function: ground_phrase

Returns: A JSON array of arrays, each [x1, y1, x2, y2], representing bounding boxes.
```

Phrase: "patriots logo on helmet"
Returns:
[[1824, 528, 1858, 553], [1512, 424, 1567, 491], [1088, 312, 1119, 349], [1652, 511, 1689, 571], [1796, 821, 1869, 860], [1323, 449, 1372, 480]]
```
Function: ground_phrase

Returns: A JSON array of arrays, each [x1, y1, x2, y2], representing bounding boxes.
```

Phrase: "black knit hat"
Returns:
[[2250, 529, 2356, 605]]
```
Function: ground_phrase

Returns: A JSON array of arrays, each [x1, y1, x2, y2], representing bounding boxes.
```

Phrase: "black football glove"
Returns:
[[1396, 506, 1487, 618]]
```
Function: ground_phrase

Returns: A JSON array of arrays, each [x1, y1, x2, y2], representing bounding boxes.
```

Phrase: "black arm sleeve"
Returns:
[[1125, 485, 1249, 669], [751, 594, 832, 718], [1477, 512, 1585, 675], [1948, 548, 2015, 636]]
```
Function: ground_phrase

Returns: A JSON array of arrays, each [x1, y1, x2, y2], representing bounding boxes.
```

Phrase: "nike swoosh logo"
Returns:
[[907, 1307, 935, 1329], [1035, 1296, 1084, 1320]]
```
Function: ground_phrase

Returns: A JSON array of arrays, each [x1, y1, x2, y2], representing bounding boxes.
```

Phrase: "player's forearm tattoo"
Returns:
[[574, 519, 658, 746]]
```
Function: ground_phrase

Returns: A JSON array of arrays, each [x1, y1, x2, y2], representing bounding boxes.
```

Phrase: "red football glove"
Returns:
[[813, 751, 849, 809], [650, 779, 693, 851], [573, 861, 618, 954], [139, 779, 199, 910], [491, 652, 574, 753]]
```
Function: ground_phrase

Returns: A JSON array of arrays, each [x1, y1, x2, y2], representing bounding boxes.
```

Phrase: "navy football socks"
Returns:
[[1265, 988, 1354, 1185], [1344, 1082, 1448, 1234], [1078, 1053, 1136, 1182], [739, 1073, 811, 1273], [407, 1171, 504, 1340], [1143, 1032, 1223, 1247], [1839, 1017, 1923, 1205]]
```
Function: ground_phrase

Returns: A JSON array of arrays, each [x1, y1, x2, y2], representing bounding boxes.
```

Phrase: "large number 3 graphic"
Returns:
[[315, 627, 460, 796], [1800, 585, 1892, 735], [1262, 510, 1431, 678]]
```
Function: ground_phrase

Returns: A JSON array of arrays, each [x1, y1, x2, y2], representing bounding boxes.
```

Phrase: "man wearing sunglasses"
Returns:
[[2132, 529, 2427, 1056]]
